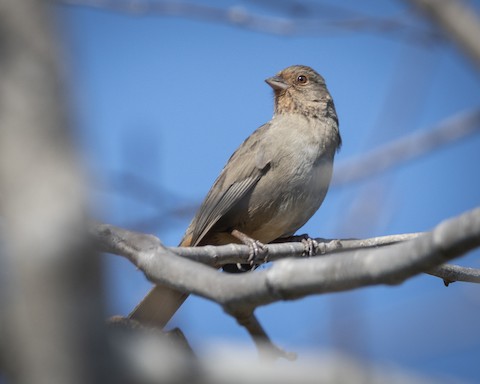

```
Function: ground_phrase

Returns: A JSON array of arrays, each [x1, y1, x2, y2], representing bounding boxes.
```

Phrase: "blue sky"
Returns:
[[58, 1, 480, 381]]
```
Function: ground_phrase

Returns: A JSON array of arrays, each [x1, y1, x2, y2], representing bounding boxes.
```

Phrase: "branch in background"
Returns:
[[58, 0, 441, 43], [332, 108, 480, 186], [407, 0, 480, 70]]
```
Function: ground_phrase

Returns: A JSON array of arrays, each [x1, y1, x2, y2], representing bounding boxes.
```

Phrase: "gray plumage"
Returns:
[[129, 65, 341, 327], [181, 65, 341, 247]]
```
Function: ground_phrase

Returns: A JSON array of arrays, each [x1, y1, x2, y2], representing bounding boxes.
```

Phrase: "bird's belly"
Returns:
[[247, 157, 333, 242]]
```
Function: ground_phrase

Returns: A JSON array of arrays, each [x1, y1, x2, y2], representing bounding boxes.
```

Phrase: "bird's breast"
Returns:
[[245, 124, 336, 241]]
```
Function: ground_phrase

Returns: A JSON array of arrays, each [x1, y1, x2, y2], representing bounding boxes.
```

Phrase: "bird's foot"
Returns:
[[231, 229, 269, 268], [276, 233, 319, 256], [301, 236, 319, 257], [290, 233, 319, 256]]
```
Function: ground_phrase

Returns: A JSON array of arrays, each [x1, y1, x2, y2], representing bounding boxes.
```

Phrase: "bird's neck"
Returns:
[[275, 94, 335, 119], [274, 97, 341, 151]]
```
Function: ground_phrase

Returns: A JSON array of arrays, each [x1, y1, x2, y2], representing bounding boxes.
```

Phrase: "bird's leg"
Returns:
[[231, 229, 269, 267]]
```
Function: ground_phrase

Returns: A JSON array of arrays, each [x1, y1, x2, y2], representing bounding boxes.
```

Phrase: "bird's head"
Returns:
[[265, 65, 332, 117]]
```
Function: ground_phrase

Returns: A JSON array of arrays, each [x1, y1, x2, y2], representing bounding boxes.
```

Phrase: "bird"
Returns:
[[129, 65, 341, 328]]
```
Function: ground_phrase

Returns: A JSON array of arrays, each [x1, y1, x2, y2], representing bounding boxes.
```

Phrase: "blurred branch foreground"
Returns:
[[0, 1, 107, 384]]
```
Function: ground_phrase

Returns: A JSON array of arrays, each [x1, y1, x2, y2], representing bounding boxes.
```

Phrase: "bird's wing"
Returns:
[[185, 123, 273, 246]]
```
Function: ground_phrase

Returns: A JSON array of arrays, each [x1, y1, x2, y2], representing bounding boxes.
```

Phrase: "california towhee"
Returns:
[[129, 65, 341, 327]]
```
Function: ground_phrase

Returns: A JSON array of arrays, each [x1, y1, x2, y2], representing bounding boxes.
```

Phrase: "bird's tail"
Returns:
[[128, 237, 191, 328]]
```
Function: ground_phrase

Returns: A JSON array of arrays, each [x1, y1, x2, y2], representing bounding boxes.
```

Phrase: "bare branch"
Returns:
[[234, 313, 297, 362], [93, 223, 480, 285], [429, 263, 480, 285], [58, 0, 441, 43], [93, 207, 480, 314], [407, 0, 480, 70], [93, 207, 480, 358], [94, 222, 422, 266], [332, 108, 480, 186]]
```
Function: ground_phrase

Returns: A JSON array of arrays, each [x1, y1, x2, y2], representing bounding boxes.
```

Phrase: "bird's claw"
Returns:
[[271, 233, 319, 257], [301, 236, 319, 257], [231, 229, 269, 268], [247, 239, 269, 266]]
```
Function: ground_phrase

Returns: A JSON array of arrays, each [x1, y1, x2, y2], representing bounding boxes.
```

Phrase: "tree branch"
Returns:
[[93, 222, 480, 285], [407, 0, 480, 70], [429, 263, 480, 286], [59, 0, 441, 43], [92, 207, 480, 353]]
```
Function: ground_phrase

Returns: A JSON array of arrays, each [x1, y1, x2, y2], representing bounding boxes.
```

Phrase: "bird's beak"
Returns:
[[265, 76, 289, 91]]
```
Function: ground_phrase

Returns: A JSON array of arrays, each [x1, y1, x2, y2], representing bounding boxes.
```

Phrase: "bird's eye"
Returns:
[[296, 75, 308, 84]]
